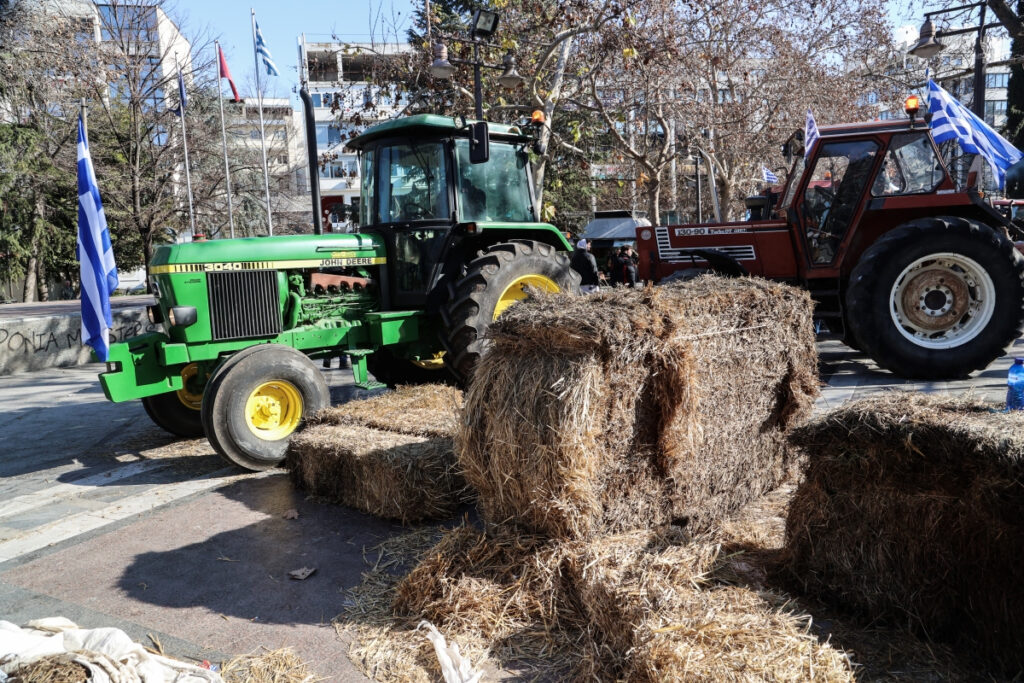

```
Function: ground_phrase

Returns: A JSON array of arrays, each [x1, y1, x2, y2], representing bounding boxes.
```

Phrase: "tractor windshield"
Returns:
[[359, 142, 450, 225], [455, 140, 534, 222], [871, 132, 945, 196]]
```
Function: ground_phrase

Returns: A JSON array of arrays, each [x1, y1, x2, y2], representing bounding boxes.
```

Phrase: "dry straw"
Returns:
[[310, 384, 463, 439], [785, 393, 1024, 673], [458, 277, 819, 540], [4, 656, 88, 683], [288, 423, 464, 523], [221, 646, 321, 683]]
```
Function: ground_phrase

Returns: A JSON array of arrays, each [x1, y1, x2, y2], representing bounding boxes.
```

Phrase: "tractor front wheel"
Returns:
[[201, 344, 330, 471], [441, 240, 580, 383], [846, 217, 1024, 379], [140, 362, 207, 437]]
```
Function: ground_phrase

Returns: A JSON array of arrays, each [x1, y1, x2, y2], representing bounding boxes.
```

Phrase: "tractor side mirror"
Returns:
[[469, 122, 489, 164]]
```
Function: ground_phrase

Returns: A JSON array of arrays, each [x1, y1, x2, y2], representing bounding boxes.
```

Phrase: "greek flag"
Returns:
[[76, 116, 118, 362], [805, 109, 819, 159], [762, 166, 779, 183], [927, 79, 1023, 188], [254, 20, 279, 77]]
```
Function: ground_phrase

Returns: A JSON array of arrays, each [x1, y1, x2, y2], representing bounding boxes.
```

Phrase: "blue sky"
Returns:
[[170, 0, 417, 100]]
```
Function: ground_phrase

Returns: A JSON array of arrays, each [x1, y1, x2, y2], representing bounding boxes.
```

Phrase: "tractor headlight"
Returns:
[[167, 306, 197, 328]]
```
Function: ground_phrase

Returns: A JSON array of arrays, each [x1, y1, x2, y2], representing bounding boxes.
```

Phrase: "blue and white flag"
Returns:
[[804, 109, 819, 159], [254, 20, 279, 77], [76, 116, 118, 362], [927, 79, 1023, 188], [762, 166, 779, 183], [171, 67, 187, 117]]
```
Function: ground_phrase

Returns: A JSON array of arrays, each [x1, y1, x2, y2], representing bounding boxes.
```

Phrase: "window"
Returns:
[[311, 93, 321, 107], [455, 140, 533, 223], [315, 123, 342, 146], [985, 100, 1008, 117], [361, 142, 449, 225], [872, 132, 945, 197], [801, 140, 879, 264], [986, 73, 1009, 89]]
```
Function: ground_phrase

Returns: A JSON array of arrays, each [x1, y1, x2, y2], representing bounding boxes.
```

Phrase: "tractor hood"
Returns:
[[150, 232, 386, 270]]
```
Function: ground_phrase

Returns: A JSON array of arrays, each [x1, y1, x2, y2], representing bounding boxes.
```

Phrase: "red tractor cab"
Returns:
[[637, 109, 1024, 379]]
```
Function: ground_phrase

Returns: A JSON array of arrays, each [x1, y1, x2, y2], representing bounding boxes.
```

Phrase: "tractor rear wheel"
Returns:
[[845, 217, 1024, 379], [441, 240, 580, 383], [201, 344, 330, 471], [140, 362, 207, 437]]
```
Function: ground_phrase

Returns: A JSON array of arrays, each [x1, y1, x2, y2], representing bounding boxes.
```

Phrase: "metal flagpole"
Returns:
[[251, 8, 274, 236], [176, 54, 197, 235], [215, 40, 236, 238]]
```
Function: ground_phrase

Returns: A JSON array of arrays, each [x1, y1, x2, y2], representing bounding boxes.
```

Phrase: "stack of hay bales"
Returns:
[[287, 384, 466, 523], [459, 277, 819, 539], [384, 278, 842, 678], [786, 393, 1024, 672]]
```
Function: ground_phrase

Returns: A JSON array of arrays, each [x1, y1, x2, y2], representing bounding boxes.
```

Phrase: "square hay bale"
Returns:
[[458, 277, 818, 540], [287, 423, 463, 523], [785, 393, 1024, 672], [566, 533, 853, 682], [312, 384, 462, 438]]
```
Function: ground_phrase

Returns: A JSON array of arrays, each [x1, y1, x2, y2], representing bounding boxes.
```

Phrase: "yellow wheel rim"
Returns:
[[493, 275, 560, 321], [411, 351, 446, 369], [175, 363, 204, 411], [244, 380, 303, 441]]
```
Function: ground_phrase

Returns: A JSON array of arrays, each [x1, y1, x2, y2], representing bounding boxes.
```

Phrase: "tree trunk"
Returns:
[[21, 194, 45, 302], [647, 177, 661, 226], [718, 177, 733, 222], [532, 35, 574, 207]]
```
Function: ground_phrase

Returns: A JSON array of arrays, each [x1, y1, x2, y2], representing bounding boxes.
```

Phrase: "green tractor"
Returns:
[[99, 114, 579, 470]]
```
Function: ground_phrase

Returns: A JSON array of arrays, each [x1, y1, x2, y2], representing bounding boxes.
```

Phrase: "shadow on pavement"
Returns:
[[117, 475, 417, 625]]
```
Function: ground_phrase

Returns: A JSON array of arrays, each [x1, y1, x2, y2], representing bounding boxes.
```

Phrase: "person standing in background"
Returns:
[[570, 239, 601, 294]]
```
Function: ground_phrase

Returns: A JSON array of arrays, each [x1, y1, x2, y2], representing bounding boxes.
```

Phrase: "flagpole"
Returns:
[[215, 40, 236, 239], [175, 54, 197, 236], [251, 8, 274, 236]]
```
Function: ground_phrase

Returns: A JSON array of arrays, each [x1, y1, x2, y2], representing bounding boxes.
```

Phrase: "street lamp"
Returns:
[[908, 2, 1002, 119], [428, 11, 525, 120]]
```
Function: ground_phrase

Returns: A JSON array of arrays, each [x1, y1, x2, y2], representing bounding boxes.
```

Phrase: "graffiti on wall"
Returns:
[[0, 320, 157, 357]]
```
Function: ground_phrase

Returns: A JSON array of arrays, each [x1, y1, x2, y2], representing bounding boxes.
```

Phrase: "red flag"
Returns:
[[218, 45, 240, 102]]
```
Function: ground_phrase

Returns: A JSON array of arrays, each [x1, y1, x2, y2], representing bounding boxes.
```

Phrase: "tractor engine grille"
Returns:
[[207, 270, 282, 341]]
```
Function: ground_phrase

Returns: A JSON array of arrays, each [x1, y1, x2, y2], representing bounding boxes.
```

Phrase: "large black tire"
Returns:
[[441, 240, 580, 383], [365, 346, 457, 389], [201, 344, 330, 471], [140, 362, 208, 437], [846, 217, 1024, 379]]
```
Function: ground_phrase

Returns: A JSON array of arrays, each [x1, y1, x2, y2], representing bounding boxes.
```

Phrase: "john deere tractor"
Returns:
[[99, 114, 579, 470]]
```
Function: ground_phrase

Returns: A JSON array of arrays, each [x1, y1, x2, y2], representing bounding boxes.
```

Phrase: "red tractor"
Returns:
[[637, 104, 1024, 379]]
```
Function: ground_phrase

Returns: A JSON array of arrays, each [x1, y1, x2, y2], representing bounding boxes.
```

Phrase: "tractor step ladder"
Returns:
[[344, 349, 386, 390]]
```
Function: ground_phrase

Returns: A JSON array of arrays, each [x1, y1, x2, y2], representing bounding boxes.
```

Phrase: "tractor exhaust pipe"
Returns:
[[299, 87, 323, 235]]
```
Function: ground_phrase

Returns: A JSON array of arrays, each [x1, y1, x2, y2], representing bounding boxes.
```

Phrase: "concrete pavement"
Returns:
[[0, 342, 1019, 679]]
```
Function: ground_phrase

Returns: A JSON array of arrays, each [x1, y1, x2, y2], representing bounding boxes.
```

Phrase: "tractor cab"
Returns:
[[346, 114, 548, 310]]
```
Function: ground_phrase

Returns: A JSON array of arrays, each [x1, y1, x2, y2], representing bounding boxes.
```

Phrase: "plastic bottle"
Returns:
[[1007, 358, 1024, 411]]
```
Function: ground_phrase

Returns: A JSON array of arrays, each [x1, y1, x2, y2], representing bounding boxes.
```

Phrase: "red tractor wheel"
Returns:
[[846, 216, 1024, 379]]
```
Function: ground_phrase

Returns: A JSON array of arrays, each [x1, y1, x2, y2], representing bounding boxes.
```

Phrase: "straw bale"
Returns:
[[566, 533, 853, 681], [287, 423, 464, 523], [459, 276, 818, 540], [311, 384, 462, 438], [785, 393, 1024, 672]]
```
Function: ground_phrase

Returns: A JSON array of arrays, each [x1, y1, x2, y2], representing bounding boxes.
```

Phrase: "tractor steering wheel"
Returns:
[[402, 201, 427, 220]]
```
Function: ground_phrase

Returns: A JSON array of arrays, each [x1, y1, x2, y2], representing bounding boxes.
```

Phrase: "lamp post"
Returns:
[[908, 2, 1002, 119], [429, 9, 526, 120]]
